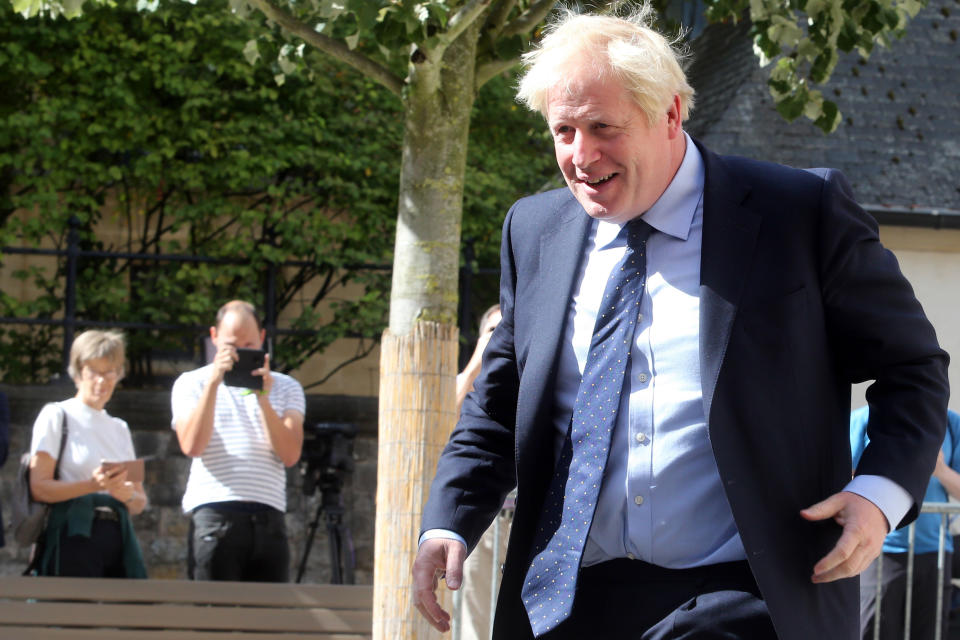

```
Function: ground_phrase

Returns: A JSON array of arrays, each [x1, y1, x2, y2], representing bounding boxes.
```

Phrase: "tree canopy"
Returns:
[[0, 0, 556, 385], [9, 0, 931, 134]]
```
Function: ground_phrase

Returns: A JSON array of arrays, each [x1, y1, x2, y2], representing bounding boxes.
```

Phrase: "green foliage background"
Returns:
[[0, 0, 557, 386]]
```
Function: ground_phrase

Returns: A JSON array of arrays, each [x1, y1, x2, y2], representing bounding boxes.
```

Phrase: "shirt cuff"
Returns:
[[844, 474, 914, 532], [419, 528, 468, 549]]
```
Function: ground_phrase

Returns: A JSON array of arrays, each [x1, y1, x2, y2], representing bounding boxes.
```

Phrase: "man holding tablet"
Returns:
[[171, 300, 305, 582]]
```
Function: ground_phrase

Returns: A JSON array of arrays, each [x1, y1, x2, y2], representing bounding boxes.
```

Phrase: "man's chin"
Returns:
[[581, 203, 631, 224], [570, 192, 625, 223]]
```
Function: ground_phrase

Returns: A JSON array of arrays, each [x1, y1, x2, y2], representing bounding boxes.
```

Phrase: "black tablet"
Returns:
[[223, 348, 266, 390]]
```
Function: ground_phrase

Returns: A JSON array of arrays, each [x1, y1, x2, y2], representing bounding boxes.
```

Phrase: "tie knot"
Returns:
[[625, 218, 653, 249]]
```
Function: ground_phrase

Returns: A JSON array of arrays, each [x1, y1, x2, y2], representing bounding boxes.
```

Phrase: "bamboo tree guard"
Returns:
[[374, 321, 459, 639]]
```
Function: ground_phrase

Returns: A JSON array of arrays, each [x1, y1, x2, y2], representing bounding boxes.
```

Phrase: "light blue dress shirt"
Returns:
[[422, 133, 911, 564], [559, 135, 743, 567]]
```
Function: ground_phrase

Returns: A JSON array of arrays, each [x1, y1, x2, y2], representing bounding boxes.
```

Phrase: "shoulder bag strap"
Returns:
[[53, 406, 68, 481], [25, 406, 69, 577]]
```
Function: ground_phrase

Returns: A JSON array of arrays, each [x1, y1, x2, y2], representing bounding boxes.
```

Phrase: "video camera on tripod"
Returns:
[[301, 422, 355, 493], [296, 422, 357, 584]]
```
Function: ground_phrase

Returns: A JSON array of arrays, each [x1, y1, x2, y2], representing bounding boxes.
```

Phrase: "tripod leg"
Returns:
[[339, 523, 355, 584], [324, 513, 356, 585], [296, 500, 325, 583], [326, 513, 342, 584]]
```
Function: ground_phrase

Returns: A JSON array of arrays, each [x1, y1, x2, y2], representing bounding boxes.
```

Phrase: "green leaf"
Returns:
[[804, 0, 826, 20], [62, 0, 84, 17], [813, 100, 841, 133], [345, 30, 360, 50], [750, 0, 770, 21], [773, 88, 806, 121], [836, 18, 860, 51], [345, 0, 378, 29], [243, 38, 260, 65], [425, 2, 449, 29], [277, 44, 297, 74], [316, 0, 347, 20], [12, 0, 43, 17], [801, 89, 824, 120], [753, 28, 782, 60], [809, 47, 837, 83], [767, 14, 804, 49]]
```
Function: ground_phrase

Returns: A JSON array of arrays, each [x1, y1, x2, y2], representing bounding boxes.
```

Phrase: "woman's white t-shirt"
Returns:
[[30, 397, 137, 484]]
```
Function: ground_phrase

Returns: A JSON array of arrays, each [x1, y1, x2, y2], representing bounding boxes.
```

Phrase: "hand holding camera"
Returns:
[[210, 344, 269, 392], [224, 347, 268, 391]]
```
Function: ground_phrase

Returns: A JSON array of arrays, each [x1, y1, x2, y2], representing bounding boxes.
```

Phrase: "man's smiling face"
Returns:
[[547, 70, 683, 225]]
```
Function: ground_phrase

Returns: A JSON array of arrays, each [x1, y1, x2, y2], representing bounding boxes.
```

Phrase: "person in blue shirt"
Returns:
[[852, 407, 960, 640]]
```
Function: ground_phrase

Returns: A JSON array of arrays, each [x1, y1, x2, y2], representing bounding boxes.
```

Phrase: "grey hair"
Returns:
[[68, 330, 126, 381]]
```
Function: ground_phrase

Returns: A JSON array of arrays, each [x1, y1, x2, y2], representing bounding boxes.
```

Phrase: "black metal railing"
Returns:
[[1, 217, 499, 380]]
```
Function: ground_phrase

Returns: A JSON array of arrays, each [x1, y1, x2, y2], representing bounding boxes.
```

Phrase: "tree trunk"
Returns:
[[373, 21, 481, 640], [374, 322, 458, 639]]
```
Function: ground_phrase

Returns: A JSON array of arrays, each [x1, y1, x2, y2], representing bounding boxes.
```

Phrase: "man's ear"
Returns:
[[209, 326, 218, 342], [259, 328, 266, 347], [666, 94, 683, 138]]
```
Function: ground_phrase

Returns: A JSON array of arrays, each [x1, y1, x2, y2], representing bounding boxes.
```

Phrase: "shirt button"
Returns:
[[634, 495, 644, 506], [627, 553, 636, 560], [635, 432, 647, 444], [637, 373, 648, 383]]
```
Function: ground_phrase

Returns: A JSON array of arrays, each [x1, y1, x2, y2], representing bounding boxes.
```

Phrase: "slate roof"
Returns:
[[685, 0, 960, 214]]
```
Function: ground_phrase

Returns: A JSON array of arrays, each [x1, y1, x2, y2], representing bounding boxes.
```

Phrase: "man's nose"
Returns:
[[572, 131, 599, 169]]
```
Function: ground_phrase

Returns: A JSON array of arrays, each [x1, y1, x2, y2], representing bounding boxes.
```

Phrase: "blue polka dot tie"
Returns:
[[521, 218, 653, 636]]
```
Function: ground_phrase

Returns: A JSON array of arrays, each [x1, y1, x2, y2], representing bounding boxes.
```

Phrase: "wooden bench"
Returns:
[[0, 576, 372, 638]]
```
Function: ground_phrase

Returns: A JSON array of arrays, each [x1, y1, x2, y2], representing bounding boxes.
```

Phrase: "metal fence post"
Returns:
[[264, 259, 277, 353], [936, 513, 947, 640], [490, 515, 501, 640], [452, 583, 463, 640], [61, 216, 80, 375], [905, 522, 916, 640], [873, 551, 883, 640]]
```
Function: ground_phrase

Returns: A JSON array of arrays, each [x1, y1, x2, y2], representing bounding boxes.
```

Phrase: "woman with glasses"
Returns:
[[28, 329, 147, 577]]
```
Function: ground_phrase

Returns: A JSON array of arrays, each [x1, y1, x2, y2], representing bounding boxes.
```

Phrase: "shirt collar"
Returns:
[[595, 132, 704, 249]]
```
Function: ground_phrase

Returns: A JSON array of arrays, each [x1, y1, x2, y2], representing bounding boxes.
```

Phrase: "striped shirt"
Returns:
[[171, 364, 306, 513]]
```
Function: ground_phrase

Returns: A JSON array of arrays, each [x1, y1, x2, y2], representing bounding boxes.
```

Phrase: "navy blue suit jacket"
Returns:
[[422, 140, 950, 640]]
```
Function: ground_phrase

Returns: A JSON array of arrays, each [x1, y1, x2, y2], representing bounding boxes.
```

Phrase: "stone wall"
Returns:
[[0, 384, 378, 584]]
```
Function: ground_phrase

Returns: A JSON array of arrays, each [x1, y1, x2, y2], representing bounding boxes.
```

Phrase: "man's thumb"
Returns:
[[800, 494, 841, 522], [444, 542, 466, 590]]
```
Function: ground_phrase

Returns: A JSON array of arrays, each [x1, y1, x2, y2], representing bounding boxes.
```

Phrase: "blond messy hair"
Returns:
[[516, 5, 695, 126]]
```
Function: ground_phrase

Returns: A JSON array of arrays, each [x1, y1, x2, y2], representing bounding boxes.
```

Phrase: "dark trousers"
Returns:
[[860, 551, 953, 640], [188, 503, 290, 582], [542, 558, 777, 640], [49, 517, 125, 577]]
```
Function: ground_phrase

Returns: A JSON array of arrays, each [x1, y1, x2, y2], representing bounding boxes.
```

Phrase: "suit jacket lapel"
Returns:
[[515, 195, 591, 485], [697, 141, 762, 426]]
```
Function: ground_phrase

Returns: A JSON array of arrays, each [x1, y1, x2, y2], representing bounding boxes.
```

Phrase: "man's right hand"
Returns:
[[411, 538, 467, 632], [209, 343, 238, 385]]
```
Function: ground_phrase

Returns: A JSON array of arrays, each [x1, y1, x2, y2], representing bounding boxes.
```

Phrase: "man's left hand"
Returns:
[[800, 491, 888, 583], [254, 353, 274, 397]]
